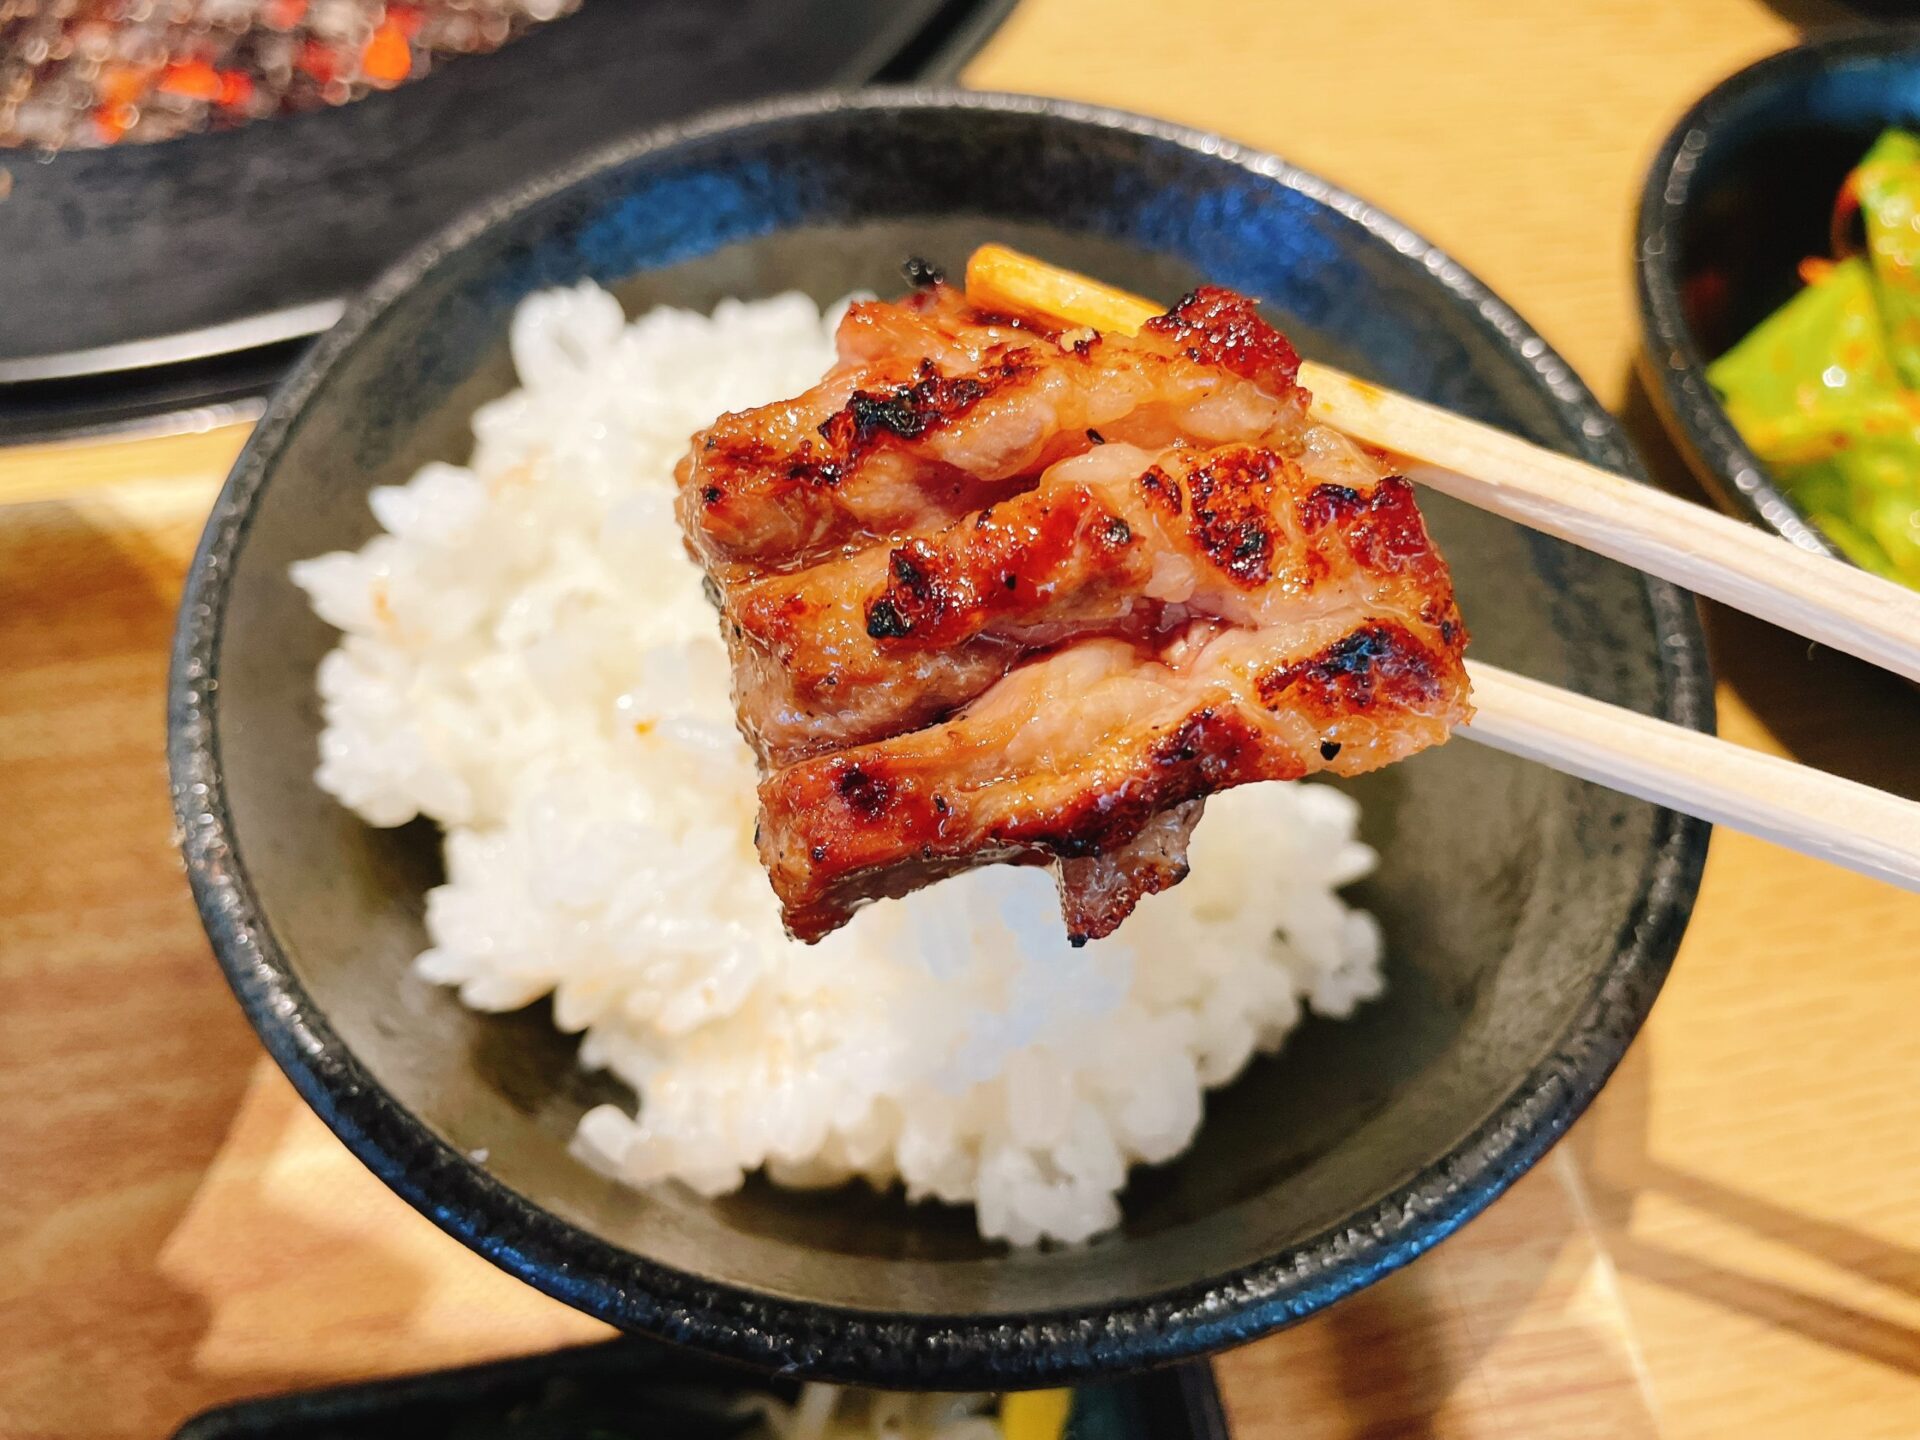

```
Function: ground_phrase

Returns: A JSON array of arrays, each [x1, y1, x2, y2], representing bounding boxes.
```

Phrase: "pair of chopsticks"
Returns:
[[964, 245, 1920, 894]]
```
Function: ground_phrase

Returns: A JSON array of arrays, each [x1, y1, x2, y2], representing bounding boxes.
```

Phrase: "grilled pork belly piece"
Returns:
[[720, 431, 1434, 765], [759, 613, 1467, 943], [677, 284, 1306, 572], [677, 275, 1470, 943]]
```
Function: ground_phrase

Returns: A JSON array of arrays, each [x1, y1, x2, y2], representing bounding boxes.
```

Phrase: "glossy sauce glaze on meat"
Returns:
[[676, 269, 1472, 943]]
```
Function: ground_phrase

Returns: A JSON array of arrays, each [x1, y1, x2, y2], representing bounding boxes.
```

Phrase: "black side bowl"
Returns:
[[1638, 26, 1920, 557], [170, 90, 1711, 1389]]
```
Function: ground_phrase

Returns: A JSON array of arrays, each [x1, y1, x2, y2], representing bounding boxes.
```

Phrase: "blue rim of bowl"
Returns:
[[168, 87, 1713, 1388], [1635, 26, 1920, 562]]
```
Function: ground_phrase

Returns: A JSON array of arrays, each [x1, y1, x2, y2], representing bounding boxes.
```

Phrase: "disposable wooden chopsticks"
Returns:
[[1308, 372, 1920, 686], [966, 245, 1920, 684], [963, 244, 1920, 893], [1462, 664, 1920, 892]]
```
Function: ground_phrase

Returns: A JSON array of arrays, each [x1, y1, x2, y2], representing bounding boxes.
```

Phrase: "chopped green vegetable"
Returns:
[[1706, 128, 1920, 588], [1710, 256, 1899, 460], [1853, 129, 1920, 388]]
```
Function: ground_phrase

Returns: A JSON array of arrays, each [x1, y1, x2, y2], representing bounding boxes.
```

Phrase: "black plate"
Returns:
[[0, 0, 1012, 441], [1637, 26, 1920, 560], [170, 90, 1711, 1389], [172, 1340, 1228, 1440]]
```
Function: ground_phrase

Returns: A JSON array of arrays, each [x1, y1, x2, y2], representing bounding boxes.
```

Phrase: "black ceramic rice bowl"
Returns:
[[169, 90, 1711, 1388]]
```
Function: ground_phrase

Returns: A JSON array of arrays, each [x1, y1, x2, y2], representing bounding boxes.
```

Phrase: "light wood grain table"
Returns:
[[5, 3, 1919, 1436]]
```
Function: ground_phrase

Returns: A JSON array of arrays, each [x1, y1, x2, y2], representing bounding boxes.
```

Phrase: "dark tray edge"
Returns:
[[169, 1338, 1230, 1438]]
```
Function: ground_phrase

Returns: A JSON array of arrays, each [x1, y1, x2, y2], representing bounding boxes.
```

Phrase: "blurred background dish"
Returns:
[[0, 0, 1015, 442], [170, 89, 1709, 1389], [1, 0, 582, 150], [167, 1337, 1227, 1440], [1637, 27, 1920, 580]]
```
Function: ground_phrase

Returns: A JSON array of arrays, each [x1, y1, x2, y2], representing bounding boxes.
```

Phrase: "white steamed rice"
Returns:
[[290, 282, 1385, 1246]]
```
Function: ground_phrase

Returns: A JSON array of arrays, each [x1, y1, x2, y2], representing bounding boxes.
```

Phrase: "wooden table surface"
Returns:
[[6, 2, 1920, 1436]]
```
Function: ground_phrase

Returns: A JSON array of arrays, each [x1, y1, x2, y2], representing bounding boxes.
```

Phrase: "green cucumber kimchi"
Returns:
[[1710, 128, 1920, 587]]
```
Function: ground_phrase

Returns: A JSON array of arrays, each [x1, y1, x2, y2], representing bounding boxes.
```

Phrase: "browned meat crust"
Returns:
[[676, 280, 1470, 942]]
